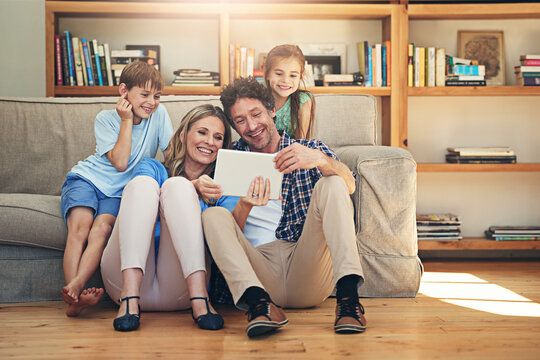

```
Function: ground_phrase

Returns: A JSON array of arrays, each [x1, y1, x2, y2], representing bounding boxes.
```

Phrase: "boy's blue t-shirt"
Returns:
[[132, 158, 239, 252], [70, 104, 173, 198]]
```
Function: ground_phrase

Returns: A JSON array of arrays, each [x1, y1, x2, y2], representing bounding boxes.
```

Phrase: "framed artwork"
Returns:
[[458, 30, 505, 86], [304, 55, 341, 86]]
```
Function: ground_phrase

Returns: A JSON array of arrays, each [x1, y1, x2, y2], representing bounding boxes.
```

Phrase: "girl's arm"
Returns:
[[297, 98, 313, 139], [107, 93, 133, 171], [231, 177, 270, 230]]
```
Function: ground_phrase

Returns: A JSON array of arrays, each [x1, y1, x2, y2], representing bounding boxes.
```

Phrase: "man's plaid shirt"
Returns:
[[210, 131, 354, 304]]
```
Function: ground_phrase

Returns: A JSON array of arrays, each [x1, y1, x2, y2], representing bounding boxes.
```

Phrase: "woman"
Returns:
[[100, 104, 238, 332]]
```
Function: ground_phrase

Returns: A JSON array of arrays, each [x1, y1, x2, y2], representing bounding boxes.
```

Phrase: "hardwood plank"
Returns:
[[1, 261, 540, 359]]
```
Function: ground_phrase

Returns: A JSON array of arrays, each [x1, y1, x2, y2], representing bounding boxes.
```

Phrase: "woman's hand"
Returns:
[[192, 174, 223, 200], [116, 92, 133, 122]]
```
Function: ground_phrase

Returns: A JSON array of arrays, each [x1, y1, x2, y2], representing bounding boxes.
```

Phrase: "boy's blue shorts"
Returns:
[[61, 172, 121, 223]]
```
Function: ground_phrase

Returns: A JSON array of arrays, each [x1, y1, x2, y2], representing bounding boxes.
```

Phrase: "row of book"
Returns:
[[230, 44, 258, 80], [55, 30, 160, 87], [407, 45, 486, 87], [445, 146, 516, 164], [171, 69, 219, 87], [485, 226, 540, 241], [356, 41, 391, 87], [417, 214, 462, 241], [417, 215, 540, 242], [515, 54, 540, 86]]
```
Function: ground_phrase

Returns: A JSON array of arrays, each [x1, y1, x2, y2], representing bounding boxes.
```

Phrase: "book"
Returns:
[[78, 39, 88, 86], [408, 44, 414, 87], [451, 64, 485, 76], [488, 226, 540, 234], [384, 40, 391, 87], [517, 77, 540, 86], [88, 40, 100, 86], [60, 34, 70, 85], [427, 47, 435, 87], [98, 44, 108, 86], [81, 38, 94, 86], [54, 35, 63, 86], [520, 59, 540, 66], [446, 75, 485, 81], [92, 40, 103, 85], [111, 49, 145, 57], [446, 155, 517, 164], [323, 74, 355, 83], [64, 30, 76, 86], [445, 80, 486, 86], [366, 46, 372, 87], [375, 43, 382, 87], [414, 46, 420, 87], [71, 37, 84, 86], [418, 47, 425, 87], [435, 48, 445, 87], [447, 146, 514, 156], [519, 54, 540, 60], [417, 213, 461, 225], [246, 48, 255, 77], [381, 45, 387, 87], [234, 44, 241, 80], [357, 41, 367, 80], [514, 65, 540, 73], [103, 43, 113, 86]]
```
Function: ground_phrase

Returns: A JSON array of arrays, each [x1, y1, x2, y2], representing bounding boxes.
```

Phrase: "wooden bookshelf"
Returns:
[[409, 86, 540, 97], [418, 238, 540, 251]]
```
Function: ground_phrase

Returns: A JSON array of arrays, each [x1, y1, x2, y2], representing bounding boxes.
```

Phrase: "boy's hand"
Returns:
[[116, 92, 133, 122]]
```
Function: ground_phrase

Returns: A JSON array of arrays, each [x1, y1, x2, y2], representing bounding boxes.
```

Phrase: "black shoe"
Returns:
[[190, 297, 224, 330], [113, 296, 141, 332], [334, 297, 367, 334], [245, 299, 288, 338]]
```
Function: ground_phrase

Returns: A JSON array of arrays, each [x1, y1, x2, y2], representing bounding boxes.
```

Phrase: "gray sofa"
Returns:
[[0, 94, 422, 303]]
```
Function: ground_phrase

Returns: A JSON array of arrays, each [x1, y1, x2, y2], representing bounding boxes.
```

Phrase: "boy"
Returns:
[[60, 61, 173, 316]]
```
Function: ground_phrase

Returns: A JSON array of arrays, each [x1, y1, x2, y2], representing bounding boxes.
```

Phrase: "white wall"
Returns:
[[0, 0, 45, 97]]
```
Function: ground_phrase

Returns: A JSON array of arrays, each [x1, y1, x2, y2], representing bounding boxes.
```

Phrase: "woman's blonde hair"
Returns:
[[164, 104, 232, 179]]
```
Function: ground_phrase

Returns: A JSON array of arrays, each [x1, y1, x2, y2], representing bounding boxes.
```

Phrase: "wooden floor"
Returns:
[[1, 260, 540, 359]]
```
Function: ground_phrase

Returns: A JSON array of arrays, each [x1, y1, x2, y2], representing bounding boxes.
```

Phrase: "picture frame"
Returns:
[[458, 30, 505, 86], [304, 55, 341, 86]]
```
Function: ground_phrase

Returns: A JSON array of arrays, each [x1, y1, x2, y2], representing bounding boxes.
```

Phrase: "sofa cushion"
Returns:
[[312, 94, 377, 148], [0, 193, 66, 250]]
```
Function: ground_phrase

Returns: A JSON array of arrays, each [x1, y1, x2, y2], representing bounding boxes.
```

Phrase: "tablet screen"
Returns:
[[213, 149, 283, 199]]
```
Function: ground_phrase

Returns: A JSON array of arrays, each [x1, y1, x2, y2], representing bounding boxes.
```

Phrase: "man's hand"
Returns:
[[192, 175, 223, 200], [116, 92, 133, 122], [273, 143, 324, 174]]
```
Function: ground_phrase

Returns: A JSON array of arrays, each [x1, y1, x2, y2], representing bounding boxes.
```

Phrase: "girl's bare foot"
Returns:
[[66, 287, 104, 317]]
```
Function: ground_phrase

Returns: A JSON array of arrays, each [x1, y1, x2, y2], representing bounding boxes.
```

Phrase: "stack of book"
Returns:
[[356, 41, 391, 87], [515, 55, 540, 86], [446, 63, 486, 87], [171, 69, 219, 87], [446, 147, 516, 164], [322, 73, 363, 86], [485, 226, 540, 241], [417, 213, 462, 241]]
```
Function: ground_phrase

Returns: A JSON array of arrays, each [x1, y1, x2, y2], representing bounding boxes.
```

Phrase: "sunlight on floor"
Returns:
[[419, 272, 540, 317]]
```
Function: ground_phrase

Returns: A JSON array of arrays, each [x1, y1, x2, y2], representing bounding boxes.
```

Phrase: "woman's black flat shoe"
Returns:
[[113, 296, 141, 332], [190, 297, 224, 330]]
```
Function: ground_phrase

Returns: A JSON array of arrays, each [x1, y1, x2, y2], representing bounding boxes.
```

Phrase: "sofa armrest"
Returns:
[[335, 145, 422, 297]]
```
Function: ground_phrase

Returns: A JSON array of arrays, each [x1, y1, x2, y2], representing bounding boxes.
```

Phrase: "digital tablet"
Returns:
[[213, 149, 283, 199]]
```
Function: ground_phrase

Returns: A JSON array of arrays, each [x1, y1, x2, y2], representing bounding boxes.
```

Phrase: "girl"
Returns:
[[263, 44, 315, 139], [100, 104, 236, 332]]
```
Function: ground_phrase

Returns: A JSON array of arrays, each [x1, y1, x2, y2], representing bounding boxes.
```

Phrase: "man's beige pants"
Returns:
[[202, 176, 364, 309]]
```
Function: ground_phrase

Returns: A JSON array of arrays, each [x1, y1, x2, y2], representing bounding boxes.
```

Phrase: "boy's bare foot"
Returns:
[[62, 284, 80, 304], [66, 287, 104, 317]]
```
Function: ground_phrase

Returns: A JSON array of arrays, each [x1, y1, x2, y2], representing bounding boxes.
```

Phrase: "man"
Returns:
[[203, 77, 366, 338]]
